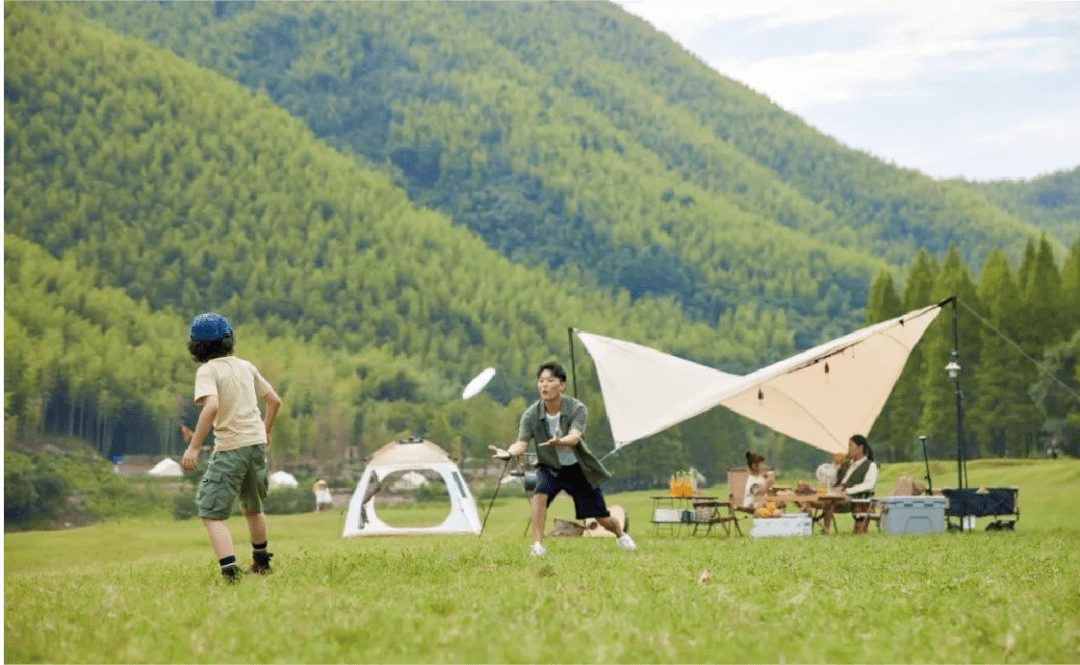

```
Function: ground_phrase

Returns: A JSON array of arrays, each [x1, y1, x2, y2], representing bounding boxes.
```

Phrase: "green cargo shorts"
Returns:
[[196, 444, 268, 520]]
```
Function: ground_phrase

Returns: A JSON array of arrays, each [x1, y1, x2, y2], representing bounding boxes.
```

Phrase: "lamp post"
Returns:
[[946, 351, 963, 489]]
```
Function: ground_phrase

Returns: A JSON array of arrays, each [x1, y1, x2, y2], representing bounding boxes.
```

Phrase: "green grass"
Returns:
[[5, 459, 1080, 663]]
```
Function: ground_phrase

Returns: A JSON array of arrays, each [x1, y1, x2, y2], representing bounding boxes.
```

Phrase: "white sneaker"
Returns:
[[529, 542, 546, 557], [616, 533, 637, 551]]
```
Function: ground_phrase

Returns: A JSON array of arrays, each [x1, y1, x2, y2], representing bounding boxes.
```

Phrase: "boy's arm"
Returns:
[[182, 396, 219, 471], [262, 387, 281, 451]]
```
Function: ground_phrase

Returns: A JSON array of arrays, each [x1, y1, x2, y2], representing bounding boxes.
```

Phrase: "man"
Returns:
[[490, 361, 636, 556]]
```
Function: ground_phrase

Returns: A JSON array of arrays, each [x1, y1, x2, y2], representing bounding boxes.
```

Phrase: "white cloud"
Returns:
[[966, 109, 1080, 179], [612, 0, 1080, 179]]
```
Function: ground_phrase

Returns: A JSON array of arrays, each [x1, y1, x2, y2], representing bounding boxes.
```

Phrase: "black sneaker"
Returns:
[[248, 552, 273, 575], [221, 564, 242, 584]]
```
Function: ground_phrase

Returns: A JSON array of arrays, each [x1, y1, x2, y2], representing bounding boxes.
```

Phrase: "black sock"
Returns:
[[219, 555, 237, 569], [252, 541, 268, 553]]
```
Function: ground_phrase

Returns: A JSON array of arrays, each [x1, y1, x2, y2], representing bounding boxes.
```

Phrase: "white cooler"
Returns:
[[751, 513, 812, 538]]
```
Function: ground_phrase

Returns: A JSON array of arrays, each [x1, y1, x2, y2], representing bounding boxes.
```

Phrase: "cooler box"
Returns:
[[751, 514, 812, 538], [879, 496, 945, 534]]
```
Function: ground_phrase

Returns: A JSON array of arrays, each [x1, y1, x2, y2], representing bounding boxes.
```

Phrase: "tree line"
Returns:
[[865, 238, 1080, 462]]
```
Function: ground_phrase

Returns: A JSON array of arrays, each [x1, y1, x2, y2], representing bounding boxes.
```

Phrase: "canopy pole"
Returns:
[[950, 296, 967, 532], [568, 327, 579, 398]]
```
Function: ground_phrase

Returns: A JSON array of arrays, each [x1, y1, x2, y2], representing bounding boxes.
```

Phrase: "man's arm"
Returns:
[[182, 395, 218, 471], [538, 429, 582, 447], [489, 440, 527, 459]]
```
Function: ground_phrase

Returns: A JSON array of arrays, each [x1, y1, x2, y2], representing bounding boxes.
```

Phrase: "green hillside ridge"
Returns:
[[963, 167, 1080, 248], [35, 1, 1067, 349]]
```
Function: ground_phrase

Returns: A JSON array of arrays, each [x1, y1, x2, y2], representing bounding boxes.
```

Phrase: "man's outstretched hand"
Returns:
[[488, 445, 512, 460]]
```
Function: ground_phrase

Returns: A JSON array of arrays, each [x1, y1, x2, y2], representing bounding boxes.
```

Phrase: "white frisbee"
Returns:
[[462, 367, 496, 400]]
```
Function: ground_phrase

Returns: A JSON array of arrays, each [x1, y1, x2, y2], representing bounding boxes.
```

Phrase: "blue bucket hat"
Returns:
[[189, 312, 233, 341]]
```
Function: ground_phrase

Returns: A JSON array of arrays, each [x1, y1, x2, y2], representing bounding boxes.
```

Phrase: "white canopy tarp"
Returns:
[[147, 458, 183, 477], [577, 301, 945, 455]]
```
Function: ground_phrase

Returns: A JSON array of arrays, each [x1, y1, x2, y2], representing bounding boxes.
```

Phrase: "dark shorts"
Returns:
[[196, 444, 268, 520], [534, 463, 610, 520]]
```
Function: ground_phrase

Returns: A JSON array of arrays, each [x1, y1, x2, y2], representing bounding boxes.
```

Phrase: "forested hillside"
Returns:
[[4, 4, 755, 483], [33, 1, 1069, 349], [964, 167, 1080, 249], [5, 2, 1077, 484]]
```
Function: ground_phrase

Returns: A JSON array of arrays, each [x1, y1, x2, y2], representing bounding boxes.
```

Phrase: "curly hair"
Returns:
[[745, 451, 766, 468], [188, 335, 234, 363]]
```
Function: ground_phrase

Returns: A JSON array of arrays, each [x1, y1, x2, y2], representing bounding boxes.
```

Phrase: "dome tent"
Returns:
[[343, 437, 482, 537], [269, 470, 299, 489]]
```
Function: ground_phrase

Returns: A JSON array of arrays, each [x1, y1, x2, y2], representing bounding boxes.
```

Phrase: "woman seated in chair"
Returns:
[[741, 452, 776, 512], [820, 434, 879, 534]]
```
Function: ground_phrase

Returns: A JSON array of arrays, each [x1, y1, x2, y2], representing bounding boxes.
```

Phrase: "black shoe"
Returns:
[[248, 552, 273, 575], [221, 564, 242, 584]]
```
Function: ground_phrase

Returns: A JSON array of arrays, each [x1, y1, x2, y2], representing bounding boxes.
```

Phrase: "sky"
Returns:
[[614, 1, 1080, 182]]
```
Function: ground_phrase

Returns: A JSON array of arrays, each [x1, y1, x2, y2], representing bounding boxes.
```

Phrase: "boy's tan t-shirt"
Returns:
[[193, 356, 273, 451]]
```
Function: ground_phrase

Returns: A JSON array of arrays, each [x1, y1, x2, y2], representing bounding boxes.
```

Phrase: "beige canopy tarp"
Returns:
[[576, 301, 945, 455]]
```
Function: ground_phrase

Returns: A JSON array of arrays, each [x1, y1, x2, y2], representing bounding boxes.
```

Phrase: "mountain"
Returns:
[[31, 1, 1069, 344], [4, 2, 1072, 477]]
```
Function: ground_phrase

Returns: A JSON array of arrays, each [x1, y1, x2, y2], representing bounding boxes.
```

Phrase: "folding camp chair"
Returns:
[[723, 467, 754, 536]]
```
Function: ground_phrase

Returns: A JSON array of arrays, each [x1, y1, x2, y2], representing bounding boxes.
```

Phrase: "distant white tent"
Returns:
[[392, 470, 431, 490], [147, 458, 183, 477], [343, 437, 482, 537], [577, 301, 946, 455], [269, 470, 299, 489]]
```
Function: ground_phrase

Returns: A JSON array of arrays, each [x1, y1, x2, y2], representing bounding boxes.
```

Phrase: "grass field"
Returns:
[[5, 459, 1079, 663]]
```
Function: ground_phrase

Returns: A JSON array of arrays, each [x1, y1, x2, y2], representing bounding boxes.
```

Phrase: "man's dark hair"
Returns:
[[188, 335, 234, 363], [850, 434, 874, 461], [536, 361, 567, 382]]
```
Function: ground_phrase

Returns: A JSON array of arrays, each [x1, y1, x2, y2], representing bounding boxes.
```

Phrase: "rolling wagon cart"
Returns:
[[941, 487, 1019, 531]]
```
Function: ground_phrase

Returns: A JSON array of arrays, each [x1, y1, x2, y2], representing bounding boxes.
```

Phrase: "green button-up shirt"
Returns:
[[517, 395, 612, 487]]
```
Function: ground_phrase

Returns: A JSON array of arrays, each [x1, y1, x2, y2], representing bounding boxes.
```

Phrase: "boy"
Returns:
[[181, 312, 281, 583]]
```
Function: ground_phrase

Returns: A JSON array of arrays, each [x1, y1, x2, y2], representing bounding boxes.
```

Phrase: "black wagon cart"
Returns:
[[941, 487, 1019, 531]]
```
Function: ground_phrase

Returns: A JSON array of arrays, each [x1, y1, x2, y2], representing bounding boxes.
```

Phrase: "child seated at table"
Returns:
[[742, 452, 776, 511]]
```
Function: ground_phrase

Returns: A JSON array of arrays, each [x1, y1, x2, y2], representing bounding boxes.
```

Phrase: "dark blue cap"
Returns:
[[189, 312, 233, 341]]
